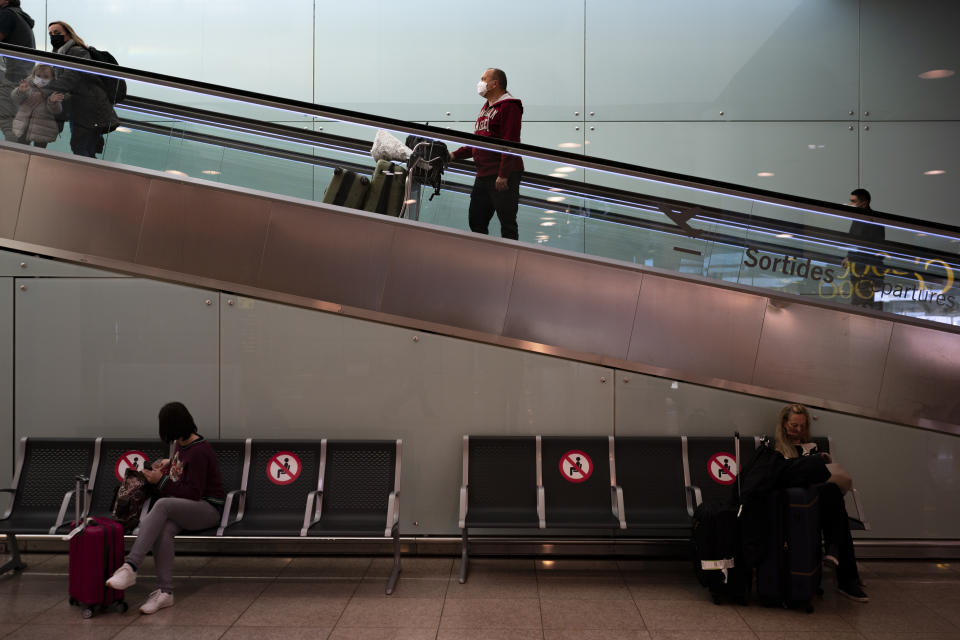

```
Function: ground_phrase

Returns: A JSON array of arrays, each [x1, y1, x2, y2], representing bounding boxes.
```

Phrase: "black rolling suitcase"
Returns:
[[691, 433, 746, 605], [755, 485, 821, 612]]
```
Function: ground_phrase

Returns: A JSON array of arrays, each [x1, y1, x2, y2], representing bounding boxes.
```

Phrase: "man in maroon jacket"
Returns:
[[450, 68, 524, 240]]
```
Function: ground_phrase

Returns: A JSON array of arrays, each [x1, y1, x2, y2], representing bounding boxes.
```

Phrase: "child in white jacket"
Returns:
[[11, 64, 64, 148]]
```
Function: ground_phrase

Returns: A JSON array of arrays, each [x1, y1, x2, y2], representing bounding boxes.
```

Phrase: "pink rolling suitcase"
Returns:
[[66, 476, 128, 618]]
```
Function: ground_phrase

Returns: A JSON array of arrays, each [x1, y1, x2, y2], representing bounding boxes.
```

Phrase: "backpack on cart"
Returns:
[[405, 136, 448, 201]]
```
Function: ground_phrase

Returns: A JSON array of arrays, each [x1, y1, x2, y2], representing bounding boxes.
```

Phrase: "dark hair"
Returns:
[[158, 402, 197, 443], [489, 68, 507, 91], [850, 188, 871, 206]]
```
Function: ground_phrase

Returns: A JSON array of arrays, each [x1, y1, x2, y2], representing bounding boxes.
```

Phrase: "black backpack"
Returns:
[[111, 467, 153, 533], [86, 46, 127, 104], [405, 136, 448, 201]]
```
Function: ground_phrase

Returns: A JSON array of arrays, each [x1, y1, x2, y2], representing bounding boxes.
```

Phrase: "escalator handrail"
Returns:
[[116, 95, 960, 275], [1, 41, 959, 241]]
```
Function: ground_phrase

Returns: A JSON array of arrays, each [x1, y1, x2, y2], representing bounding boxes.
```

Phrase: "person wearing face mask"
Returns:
[[449, 68, 524, 241], [46, 20, 118, 158], [10, 64, 64, 147], [774, 404, 868, 602], [0, 0, 37, 141]]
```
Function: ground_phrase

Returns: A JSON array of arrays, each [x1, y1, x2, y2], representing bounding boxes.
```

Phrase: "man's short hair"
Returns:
[[489, 68, 507, 91], [851, 188, 871, 206]]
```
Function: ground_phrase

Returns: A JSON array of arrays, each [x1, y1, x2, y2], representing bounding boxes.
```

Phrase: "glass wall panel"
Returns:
[[861, 0, 960, 121], [584, 121, 859, 205], [314, 0, 585, 122], [584, 0, 859, 121], [860, 122, 960, 227], [46, 0, 315, 102]]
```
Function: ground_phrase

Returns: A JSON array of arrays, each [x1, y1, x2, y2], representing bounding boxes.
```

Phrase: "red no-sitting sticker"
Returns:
[[559, 450, 593, 483], [267, 452, 302, 486], [707, 452, 737, 485], [115, 450, 148, 481]]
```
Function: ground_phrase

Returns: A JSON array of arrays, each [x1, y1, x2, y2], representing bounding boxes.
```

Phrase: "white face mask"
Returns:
[[33, 77, 51, 88], [476, 80, 488, 97]]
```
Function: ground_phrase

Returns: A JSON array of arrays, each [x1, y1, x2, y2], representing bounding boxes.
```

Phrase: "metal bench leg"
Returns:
[[459, 527, 469, 584], [385, 524, 401, 596], [0, 534, 26, 575]]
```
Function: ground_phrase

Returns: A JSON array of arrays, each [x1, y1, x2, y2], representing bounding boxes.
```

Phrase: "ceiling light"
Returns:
[[776, 233, 793, 238], [554, 167, 576, 173], [403, 199, 417, 204], [548, 173, 567, 178], [164, 170, 187, 177], [540, 221, 556, 227], [919, 69, 955, 80], [924, 169, 946, 176], [546, 196, 566, 203], [557, 142, 581, 149], [757, 171, 775, 177], [201, 170, 221, 175], [115, 126, 132, 133], [544, 210, 559, 214], [541, 216, 556, 221], [548, 188, 564, 192]]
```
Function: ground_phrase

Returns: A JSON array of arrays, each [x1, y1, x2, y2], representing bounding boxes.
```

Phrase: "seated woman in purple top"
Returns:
[[106, 402, 225, 614]]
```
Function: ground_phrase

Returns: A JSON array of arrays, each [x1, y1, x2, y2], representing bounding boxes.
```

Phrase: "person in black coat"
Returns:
[[46, 20, 118, 157]]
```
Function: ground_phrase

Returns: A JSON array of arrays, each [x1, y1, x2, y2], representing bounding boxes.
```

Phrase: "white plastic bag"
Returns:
[[371, 129, 413, 163]]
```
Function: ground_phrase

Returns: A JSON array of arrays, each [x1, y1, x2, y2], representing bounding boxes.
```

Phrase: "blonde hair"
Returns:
[[774, 403, 811, 459], [31, 64, 55, 79], [48, 21, 86, 48]]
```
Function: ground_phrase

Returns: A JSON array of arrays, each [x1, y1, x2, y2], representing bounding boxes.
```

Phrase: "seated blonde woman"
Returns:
[[775, 403, 868, 603]]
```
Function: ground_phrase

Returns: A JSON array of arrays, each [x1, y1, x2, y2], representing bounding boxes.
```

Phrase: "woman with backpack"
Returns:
[[105, 402, 225, 614], [46, 20, 118, 157]]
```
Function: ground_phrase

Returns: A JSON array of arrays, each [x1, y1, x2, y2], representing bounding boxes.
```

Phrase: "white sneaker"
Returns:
[[139, 589, 174, 614], [105, 563, 136, 590]]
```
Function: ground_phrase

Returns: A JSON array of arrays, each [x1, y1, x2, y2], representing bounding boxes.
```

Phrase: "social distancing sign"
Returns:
[[268, 452, 302, 486], [559, 450, 593, 483], [115, 450, 148, 481], [708, 452, 737, 485]]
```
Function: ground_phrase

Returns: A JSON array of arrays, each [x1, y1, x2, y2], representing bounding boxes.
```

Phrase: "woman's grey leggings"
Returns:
[[126, 497, 219, 592]]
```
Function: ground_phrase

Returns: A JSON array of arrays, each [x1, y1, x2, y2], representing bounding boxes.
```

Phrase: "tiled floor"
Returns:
[[1, 553, 959, 640]]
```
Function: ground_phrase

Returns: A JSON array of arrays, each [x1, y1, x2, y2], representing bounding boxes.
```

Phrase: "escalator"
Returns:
[[2, 43, 958, 437]]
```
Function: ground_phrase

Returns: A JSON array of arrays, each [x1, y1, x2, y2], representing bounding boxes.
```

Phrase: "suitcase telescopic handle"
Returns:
[[74, 475, 89, 523]]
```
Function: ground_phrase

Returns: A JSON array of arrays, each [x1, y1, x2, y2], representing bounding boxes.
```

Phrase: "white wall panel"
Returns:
[[14, 278, 220, 439], [219, 295, 614, 534], [614, 371, 960, 539], [0, 279, 11, 513]]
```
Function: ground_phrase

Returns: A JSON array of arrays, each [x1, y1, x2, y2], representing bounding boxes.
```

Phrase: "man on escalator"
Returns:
[[0, 0, 37, 141], [449, 68, 524, 241]]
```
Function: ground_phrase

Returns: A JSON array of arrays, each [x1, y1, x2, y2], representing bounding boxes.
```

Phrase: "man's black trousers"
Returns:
[[468, 171, 521, 240]]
